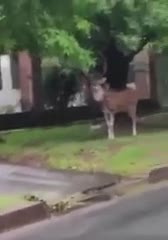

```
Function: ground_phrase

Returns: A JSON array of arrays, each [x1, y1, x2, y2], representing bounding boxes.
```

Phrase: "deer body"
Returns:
[[91, 82, 138, 139]]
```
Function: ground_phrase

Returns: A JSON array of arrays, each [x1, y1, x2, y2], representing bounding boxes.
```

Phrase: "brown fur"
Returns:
[[102, 88, 138, 113], [82, 72, 138, 139]]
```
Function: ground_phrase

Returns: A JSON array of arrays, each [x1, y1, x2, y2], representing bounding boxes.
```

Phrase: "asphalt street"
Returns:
[[2, 185, 168, 240]]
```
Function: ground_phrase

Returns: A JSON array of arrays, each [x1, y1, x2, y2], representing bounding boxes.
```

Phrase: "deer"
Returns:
[[86, 72, 138, 140]]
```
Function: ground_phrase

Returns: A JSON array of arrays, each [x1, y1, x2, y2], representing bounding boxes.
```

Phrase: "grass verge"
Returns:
[[0, 195, 27, 210], [0, 123, 168, 176]]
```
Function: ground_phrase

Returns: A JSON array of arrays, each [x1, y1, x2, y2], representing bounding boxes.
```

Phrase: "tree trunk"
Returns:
[[31, 54, 43, 111], [104, 43, 131, 90], [103, 37, 149, 90]]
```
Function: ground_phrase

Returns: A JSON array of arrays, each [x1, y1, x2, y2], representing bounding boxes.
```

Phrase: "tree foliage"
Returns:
[[0, 0, 168, 72], [0, 0, 94, 71]]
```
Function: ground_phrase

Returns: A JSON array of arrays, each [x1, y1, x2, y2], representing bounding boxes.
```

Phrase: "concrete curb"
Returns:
[[0, 181, 117, 234], [0, 170, 121, 234], [0, 177, 147, 234], [0, 202, 50, 233]]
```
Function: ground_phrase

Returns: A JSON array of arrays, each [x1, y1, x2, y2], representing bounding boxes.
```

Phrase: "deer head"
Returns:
[[89, 73, 107, 102], [80, 58, 108, 102]]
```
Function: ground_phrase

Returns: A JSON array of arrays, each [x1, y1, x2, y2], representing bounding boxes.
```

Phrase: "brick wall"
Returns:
[[18, 52, 34, 111], [17, 49, 152, 113], [132, 49, 151, 100]]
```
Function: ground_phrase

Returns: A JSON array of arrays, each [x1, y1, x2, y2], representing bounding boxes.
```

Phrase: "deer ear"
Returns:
[[99, 77, 106, 85], [102, 77, 106, 83]]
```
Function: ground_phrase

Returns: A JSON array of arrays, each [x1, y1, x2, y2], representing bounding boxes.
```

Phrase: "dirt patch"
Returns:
[[72, 149, 105, 172], [148, 167, 168, 183], [108, 143, 125, 153], [149, 151, 167, 164], [77, 149, 96, 161], [0, 156, 10, 164], [23, 139, 45, 147], [12, 153, 48, 169]]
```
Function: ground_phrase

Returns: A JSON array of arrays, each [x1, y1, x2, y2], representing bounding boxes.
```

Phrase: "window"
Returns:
[[127, 62, 135, 83], [0, 58, 2, 90], [10, 53, 19, 89]]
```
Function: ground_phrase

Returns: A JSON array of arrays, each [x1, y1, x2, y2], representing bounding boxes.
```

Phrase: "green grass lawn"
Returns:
[[0, 195, 26, 210], [0, 123, 168, 176]]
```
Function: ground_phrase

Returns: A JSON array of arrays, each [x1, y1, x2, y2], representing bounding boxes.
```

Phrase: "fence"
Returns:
[[0, 99, 160, 131]]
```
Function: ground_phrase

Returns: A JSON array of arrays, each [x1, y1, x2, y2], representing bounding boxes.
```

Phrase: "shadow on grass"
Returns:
[[2, 117, 168, 150], [22, 127, 167, 151]]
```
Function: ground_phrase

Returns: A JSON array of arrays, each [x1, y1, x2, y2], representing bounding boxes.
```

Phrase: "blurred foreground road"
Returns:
[[2, 186, 168, 240]]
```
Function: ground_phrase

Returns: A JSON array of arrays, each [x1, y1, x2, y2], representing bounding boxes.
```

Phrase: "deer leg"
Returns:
[[132, 116, 137, 136], [128, 106, 137, 136], [104, 112, 115, 140]]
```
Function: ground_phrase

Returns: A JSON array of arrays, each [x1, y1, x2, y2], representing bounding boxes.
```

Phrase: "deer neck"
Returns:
[[92, 88, 105, 102]]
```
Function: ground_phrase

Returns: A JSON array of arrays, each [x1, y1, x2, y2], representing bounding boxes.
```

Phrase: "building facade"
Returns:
[[0, 49, 161, 115], [0, 52, 42, 114], [0, 54, 21, 114]]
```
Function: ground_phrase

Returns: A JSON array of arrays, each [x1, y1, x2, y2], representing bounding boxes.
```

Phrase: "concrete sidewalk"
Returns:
[[0, 163, 120, 196], [0, 163, 121, 234]]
